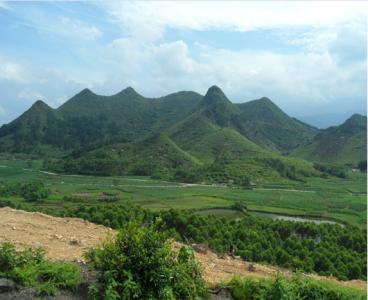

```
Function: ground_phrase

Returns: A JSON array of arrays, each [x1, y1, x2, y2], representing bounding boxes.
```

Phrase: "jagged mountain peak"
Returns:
[[202, 85, 231, 106], [77, 88, 95, 96], [199, 85, 238, 127], [116, 86, 141, 97], [31, 99, 50, 110]]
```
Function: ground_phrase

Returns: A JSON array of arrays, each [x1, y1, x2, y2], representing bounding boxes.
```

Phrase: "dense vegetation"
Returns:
[[1, 85, 365, 184], [57, 204, 366, 281], [0, 242, 81, 295], [292, 114, 367, 166], [230, 275, 366, 300], [86, 221, 206, 299], [0, 180, 50, 202]]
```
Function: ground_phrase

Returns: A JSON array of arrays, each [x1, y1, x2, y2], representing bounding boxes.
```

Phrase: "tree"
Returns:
[[358, 160, 367, 172], [20, 181, 50, 202], [85, 221, 206, 299]]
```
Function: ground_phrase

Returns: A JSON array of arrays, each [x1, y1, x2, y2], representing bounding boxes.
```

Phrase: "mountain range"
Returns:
[[0, 86, 366, 183]]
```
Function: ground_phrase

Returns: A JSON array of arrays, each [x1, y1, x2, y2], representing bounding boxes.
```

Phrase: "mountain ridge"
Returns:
[[0, 86, 365, 178]]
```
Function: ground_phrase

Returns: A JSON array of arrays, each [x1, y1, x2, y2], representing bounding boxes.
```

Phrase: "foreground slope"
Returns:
[[0, 207, 364, 289], [292, 114, 367, 165]]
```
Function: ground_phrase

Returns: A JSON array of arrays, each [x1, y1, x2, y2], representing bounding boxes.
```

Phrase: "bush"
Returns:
[[85, 221, 206, 299], [230, 275, 366, 300], [358, 160, 367, 172], [0, 242, 81, 295], [20, 181, 50, 202]]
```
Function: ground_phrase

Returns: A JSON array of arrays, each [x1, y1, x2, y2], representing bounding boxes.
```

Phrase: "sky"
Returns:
[[0, 1, 367, 127]]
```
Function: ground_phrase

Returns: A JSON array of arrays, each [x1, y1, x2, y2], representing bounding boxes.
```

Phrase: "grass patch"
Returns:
[[229, 275, 366, 300]]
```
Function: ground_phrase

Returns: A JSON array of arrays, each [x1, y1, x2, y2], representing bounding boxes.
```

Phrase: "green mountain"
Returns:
[[0, 85, 319, 156], [0, 100, 60, 154], [2, 85, 363, 183], [63, 133, 199, 177], [0, 88, 202, 153], [235, 97, 318, 152], [292, 114, 367, 166], [61, 86, 318, 184]]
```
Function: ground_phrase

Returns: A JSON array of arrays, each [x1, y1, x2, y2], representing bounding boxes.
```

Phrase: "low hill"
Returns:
[[0, 100, 61, 154], [64, 133, 200, 177], [236, 97, 318, 152], [292, 114, 367, 166]]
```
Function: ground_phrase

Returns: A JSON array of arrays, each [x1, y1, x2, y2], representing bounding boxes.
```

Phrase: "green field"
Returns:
[[0, 158, 366, 228]]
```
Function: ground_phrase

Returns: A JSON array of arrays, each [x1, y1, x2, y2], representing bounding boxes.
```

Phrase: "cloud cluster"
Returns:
[[0, 1, 366, 126]]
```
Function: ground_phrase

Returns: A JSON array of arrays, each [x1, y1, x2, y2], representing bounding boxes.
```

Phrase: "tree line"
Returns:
[[56, 204, 366, 281]]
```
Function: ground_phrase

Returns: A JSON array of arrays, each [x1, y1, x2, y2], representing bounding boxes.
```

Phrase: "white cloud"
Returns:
[[104, 1, 368, 40], [0, 59, 25, 82], [0, 1, 366, 125], [154, 41, 194, 76], [58, 17, 102, 41], [0, 104, 6, 116], [8, 4, 102, 41], [0, 1, 9, 10], [17, 89, 45, 102]]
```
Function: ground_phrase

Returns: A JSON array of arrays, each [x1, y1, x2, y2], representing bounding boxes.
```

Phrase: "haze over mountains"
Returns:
[[0, 85, 366, 183]]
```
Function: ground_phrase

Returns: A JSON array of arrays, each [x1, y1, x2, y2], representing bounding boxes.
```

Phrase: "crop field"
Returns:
[[0, 158, 366, 228]]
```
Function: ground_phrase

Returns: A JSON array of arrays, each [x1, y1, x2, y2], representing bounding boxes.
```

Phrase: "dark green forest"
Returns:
[[51, 204, 366, 281]]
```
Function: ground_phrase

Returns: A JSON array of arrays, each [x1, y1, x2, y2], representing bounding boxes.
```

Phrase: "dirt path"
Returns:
[[0, 207, 114, 262], [0, 207, 365, 290]]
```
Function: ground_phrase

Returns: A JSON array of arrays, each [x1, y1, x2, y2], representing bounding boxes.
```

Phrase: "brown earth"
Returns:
[[0, 207, 365, 290]]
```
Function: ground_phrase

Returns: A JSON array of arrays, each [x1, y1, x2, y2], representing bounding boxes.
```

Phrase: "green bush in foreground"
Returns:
[[230, 275, 366, 300], [0, 242, 81, 295], [85, 221, 206, 300]]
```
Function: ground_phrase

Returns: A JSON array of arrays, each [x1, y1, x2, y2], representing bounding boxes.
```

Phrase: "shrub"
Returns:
[[85, 221, 206, 299], [230, 275, 366, 300], [20, 181, 50, 202], [0, 242, 81, 295]]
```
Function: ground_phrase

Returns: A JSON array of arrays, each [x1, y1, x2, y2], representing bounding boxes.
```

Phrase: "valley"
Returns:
[[0, 157, 366, 228], [0, 86, 366, 299]]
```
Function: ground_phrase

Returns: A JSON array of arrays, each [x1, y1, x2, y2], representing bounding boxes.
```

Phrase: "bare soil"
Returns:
[[0, 207, 365, 290]]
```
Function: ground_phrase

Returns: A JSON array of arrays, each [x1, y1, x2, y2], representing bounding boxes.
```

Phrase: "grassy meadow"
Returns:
[[0, 158, 366, 228]]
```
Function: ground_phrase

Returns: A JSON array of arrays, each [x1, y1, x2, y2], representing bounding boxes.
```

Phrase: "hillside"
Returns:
[[292, 114, 367, 166], [0, 207, 365, 290], [63, 87, 318, 184], [0, 86, 318, 155], [0, 85, 365, 181], [236, 97, 318, 152], [0, 100, 61, 154], [0, 88, 202, 153], [64, 133, 200, 177]]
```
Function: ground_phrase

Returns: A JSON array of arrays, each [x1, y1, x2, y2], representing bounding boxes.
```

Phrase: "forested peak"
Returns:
[[336, 113, 367, 133], [202, 85, 231, 106], [31, 99, 50, 110], [77, 88, 95, 97], [343, 113, 366, 126], [115, 86, 142, 98], [199, 85, 239, 127], [244, 97, 281, 112]]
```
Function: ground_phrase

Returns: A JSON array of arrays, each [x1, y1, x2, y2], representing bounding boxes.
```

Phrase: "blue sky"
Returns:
[[0, 1, 366, 126]]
